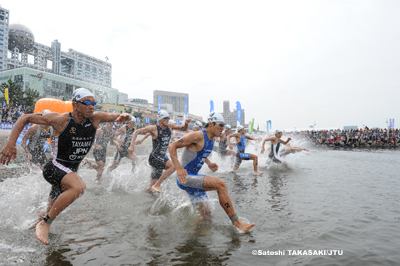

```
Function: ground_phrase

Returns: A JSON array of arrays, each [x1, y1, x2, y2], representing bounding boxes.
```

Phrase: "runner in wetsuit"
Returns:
[[168, 112, 255, 232], [0, 88, 132, 245], [261, 129, 291, 169], [216, 124, 235, 158], [128, 110, 191, 193], [228, 125, 263, 175], [21, 110, 54, 169], [87, 122, 115, 181], [108, 117, 138, 173]]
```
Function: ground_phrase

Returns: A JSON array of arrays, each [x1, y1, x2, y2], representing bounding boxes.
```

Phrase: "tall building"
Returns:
[[0, 6, 118, 104], [153, 90, 188, 114], [0, 6, 9, 71], [222, 100, 245, 127]]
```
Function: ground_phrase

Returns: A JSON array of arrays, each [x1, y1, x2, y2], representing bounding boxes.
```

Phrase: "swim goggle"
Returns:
[[75, 100, 97, 106]]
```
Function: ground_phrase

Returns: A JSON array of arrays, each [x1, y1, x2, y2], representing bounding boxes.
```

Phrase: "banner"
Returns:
[[210, 100, 214, 113], [136, 117, 141, 123], [4, 88, 9, 105], [184, 95, 188, 120], [390, 119, 394, 129], [145, 117, 150, 124], [236, 101, 241, 128], [158, 95, 161, 112], [249, 118, 254, 132], [176, 119, 180, 125]]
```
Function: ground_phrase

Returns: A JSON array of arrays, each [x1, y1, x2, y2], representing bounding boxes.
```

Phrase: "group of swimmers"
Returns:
[[0, 88, 308, 246]]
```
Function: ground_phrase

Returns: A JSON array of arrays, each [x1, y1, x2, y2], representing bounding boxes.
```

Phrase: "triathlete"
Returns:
[[128, 110, 191, 193], [228, 125, 263, 175], [0, 88, 132, 245], [169, 112, 255, 232], [21, 109, 54, 169], [261, 129, 291, 169]]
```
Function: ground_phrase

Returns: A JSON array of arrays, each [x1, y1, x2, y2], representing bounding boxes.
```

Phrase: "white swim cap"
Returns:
[[194, 121, 203, 128], [275, 129, 283, 134], [237, 125, 245, 131], [72, 88, 94, 101], [224, 124, 231, 130], [157, 110, 169, 120], [42, 109, 51, 114], [129, 116, 136, 122], [207, 112, 224, 122]]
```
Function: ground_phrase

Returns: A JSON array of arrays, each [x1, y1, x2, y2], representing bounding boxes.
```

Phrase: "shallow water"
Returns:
[[1, 140, 400, 266]]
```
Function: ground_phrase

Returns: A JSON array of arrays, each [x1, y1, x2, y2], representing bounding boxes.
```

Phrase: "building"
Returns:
[[153, 90, 188, 114], [0, 6, 9, 71], [0, 6, 119, 104], [222, 100, 245, 127]]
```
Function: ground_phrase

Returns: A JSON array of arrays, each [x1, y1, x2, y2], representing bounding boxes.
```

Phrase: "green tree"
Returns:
[[22, 88, 40, 107], [0, 79, 40, 107], [0, 79, 24, 107], [133, 111, 144, 120], [125, 107, 132, 114]]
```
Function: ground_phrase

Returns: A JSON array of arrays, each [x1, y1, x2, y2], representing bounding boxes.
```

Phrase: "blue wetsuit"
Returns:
[[235, 134, 251, 166], [177, 129, 214, 201]]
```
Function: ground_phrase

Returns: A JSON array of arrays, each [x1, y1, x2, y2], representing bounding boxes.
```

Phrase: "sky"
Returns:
[[3, 0, 400, 131]]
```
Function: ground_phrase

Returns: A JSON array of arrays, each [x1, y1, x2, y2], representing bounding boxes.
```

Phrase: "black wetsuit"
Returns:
[[93, 127, 114, 163], [148, 125, 171, 179], [27, 125, 53, 165], [218, 136, 229, 156], [43, 113, 96, 199], [114, 125, 135, 162], [269, 139, 284, 164]]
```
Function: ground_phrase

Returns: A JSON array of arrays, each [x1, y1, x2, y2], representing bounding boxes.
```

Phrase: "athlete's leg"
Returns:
[[202, 175, 255, 232], [36, 172, 86, 245], [151, 160, 176, 193], [94, 161, 105, 180], [129, 152, 138, 172], [249, 154, 263, 175]]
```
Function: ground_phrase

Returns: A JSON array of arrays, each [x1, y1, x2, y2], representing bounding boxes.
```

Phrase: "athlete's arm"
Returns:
[[0, 112, 67, 165], [113, 126, 126, 149], [21, 125, 37, 154], [227, 133, 239, 149], [169, 118, 192, 131], [128, 126, 155, 154], [205, 158, 218, 172], [280, 137, 292, 145], [94, 112, 132, 125], [135, 133, 151, 144], [261, 137, 275, 153]]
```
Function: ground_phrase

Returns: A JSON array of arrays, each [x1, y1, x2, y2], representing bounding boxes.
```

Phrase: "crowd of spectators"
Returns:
[[299, 127, 399, 148], [1, 105, 34, 123]]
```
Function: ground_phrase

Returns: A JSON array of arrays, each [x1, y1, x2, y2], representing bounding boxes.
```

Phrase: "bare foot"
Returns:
[[151, 184, 163, 193], [35, 221, 50, 245], [255, 171, 264, 175], [232, 220, 255, 232], [145, 186, 152, 192]]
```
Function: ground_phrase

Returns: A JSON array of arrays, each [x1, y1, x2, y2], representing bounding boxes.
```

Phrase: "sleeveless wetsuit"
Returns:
[[235, 134, 251, 166], [177, 129, 214, 201], [93, 127, 114, 163], [114, 125, 135, 162], [148, 125, 171, 180], [27, 125, 53, 165], [269, 139, 284, 163], [43, 113, 96, 199]]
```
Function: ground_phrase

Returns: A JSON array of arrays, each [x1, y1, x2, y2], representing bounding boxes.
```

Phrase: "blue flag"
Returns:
[[3, 102, 5, 107], [158, 95, 161, 112], [236, 101, 241, 128], [145, 117, 150, 124], [136, 117, 141, 123], [266, 120, 272, 132], [176, 119, 180, 125], [210, 100, 214, 113], [184, 95, 188, 119], [390, 119, 394, 128]]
